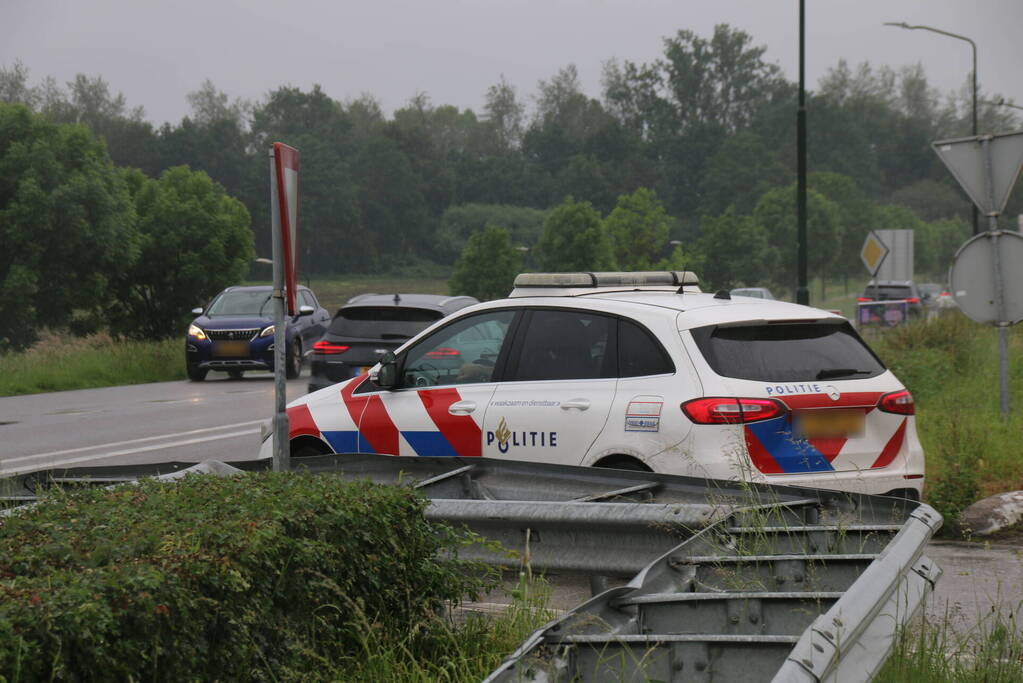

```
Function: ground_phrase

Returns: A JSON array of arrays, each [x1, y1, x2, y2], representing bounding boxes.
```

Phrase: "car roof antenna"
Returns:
[[676, 260, 689, 294], [714, 290, 731, 300], [393, 293, 401, 305]]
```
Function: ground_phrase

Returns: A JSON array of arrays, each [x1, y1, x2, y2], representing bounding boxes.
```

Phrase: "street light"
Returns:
[[982, 98, 1023, 113], [884, 21, 978, 234]]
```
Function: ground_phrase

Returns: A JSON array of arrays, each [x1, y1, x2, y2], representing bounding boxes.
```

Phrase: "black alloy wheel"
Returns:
[[286, 340, 302, 379]]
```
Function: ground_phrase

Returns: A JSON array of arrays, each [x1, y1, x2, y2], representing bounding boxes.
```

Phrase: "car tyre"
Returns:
[[286, 340, 302, 379], [228, 369, 244, 380], [186, 364, 208, 382]]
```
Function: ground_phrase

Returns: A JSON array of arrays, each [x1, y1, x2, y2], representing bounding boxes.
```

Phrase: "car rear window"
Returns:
[[866, 286, 913, 299], [329, 307, 443, 340], [690, 321, 885, 382]]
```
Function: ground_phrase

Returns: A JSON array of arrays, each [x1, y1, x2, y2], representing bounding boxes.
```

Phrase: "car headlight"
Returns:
[[188, 324, 207, 341], [260, 325, 275, 337]]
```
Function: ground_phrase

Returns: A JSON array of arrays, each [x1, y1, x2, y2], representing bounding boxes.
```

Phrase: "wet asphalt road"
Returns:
[[0, 371, 310, 476]]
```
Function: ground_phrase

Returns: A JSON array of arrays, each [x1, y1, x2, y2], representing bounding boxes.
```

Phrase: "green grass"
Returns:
[[0, 332, 183, 396], [877, 602, 1023, 682]]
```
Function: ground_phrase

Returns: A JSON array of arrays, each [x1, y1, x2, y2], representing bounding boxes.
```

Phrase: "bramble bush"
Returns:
[[0, 473, 493, 681]]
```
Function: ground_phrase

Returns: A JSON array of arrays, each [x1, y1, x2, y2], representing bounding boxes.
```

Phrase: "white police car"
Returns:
[[260, 272, 924, 499]]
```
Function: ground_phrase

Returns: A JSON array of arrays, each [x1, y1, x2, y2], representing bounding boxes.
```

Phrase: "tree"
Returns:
[[435, 203, 547, 265], [700, 132, 787, 215], [0, 103, 137, 350], [483, 75, 525, 152], [448, 225, 523, 301], [605, 187, 672, 270], [753, 185, 844, 296], [695, 208, 773, 290], [536, 197, 616, 271], [108, 166, 253, 339]]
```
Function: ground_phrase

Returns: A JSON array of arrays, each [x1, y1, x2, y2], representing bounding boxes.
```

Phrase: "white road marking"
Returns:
[[4, 420, 265, 466], [1, 429, 260, 476]]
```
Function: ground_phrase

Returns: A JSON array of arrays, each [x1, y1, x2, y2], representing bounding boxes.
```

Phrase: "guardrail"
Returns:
[[1, 454, 941, 682]]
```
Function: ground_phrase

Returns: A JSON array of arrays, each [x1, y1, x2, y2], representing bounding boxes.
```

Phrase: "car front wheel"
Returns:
[[286, 340, 302, 379], [186, 364, 207, 382]]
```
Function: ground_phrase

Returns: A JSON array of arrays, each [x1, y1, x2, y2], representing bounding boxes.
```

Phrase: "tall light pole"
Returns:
[[884, 22, 979, 234], [796, 0, 808, 305]]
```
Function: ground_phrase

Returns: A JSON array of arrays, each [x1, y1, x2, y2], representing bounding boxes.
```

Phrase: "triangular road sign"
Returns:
[[932, 131, 1023, 216]]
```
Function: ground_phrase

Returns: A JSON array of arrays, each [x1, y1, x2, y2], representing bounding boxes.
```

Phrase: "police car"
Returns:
[[260, 272, 924, 499]]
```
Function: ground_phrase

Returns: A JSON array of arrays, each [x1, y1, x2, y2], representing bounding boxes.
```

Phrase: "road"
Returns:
[[0, 371, 310, 476]]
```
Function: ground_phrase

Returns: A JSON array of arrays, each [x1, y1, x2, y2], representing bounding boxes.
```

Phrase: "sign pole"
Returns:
[[269, 149, 289, 471]]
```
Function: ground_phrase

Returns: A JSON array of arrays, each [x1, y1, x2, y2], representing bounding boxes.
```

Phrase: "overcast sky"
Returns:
[[2, 0, 1021, 126]]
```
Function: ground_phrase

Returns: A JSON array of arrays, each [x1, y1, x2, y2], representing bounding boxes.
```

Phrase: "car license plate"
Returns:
[[795, 409, 865, 439], [213, 341, 250, 358]]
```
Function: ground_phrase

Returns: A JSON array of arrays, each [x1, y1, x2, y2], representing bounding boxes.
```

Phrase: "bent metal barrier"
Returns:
[[2, 455, 941, 682]]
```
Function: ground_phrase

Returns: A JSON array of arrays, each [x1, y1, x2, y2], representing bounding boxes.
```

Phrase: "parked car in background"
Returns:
[[857, 280, 923, 318], [730, 287, 776, 300], [917, 282, 957, 312], [307, 293, 479, 392], [186, 285, 330, 381]]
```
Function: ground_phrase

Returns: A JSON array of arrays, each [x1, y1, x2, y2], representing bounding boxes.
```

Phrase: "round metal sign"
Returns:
[[949, 230, 1023, 325]]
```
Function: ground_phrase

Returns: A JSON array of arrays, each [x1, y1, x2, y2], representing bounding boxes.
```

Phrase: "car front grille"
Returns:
[[206, 328, 260, 341]]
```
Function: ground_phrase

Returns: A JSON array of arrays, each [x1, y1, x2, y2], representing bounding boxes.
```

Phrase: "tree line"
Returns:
[[2, 24, 1021, 345]]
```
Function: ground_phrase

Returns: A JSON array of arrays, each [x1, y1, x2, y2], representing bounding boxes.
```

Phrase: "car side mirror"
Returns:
[[298, 305, 314, 316], [191, 307, 204, 315], [375, 351, 398, 389]]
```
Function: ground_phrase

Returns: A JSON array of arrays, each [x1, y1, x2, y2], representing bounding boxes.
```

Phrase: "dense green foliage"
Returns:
[[537, 197, 616, 270], [0, 104, 137, 350], [448, 225, 522, 301], [3, 22, 1021, 342], [109, 166, 253, 339], [0, 473, 491, 681]]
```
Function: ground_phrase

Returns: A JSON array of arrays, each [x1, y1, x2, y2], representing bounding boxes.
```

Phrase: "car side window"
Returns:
[[300, 291, 316, 308], [511, 310, 615, 381], [402, 310, 516, 387], [619, 319, 674, 377]]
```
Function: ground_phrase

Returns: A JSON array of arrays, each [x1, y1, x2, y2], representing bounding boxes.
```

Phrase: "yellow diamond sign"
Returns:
[[860, 232, 890, 274]]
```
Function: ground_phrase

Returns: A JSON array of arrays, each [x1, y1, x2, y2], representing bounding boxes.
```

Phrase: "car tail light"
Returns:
[[878, 389, 915, 415], [906, 297, 920, 304], [425, 347, 461, 359], [681, 398, 787, 424], [941, 292, 951, 297], [312, 341, 350, 355], [856, 297, 873, 302]]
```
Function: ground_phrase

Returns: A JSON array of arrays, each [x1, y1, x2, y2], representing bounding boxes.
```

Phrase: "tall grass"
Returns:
[[873, 314, 1023, 525], [0, 332, 182, 396], [877, 601, 1023, 682], [328, 572, 555, 682]]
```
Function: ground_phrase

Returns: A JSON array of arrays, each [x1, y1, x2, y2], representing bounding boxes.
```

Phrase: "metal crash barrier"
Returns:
[[2, 454, 941, 682]]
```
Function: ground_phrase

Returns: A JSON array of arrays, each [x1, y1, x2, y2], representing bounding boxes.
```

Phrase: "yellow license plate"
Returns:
[[213, 340, 250, 357], [795, 409, 865, 439]]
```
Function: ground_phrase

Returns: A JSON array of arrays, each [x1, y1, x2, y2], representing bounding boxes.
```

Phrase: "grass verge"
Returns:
[[0, 332, 182, 396]]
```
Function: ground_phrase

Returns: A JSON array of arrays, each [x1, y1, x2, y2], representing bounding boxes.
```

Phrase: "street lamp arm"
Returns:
[[883, 22, 975, 50]]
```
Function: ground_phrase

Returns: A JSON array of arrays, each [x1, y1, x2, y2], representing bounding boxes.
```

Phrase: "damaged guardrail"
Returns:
[[1, 454, 941, 682]]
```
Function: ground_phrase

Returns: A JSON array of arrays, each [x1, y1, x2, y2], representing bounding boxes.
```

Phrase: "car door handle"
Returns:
[[561, 399, 591, 411], [448, 400, 477, 415]]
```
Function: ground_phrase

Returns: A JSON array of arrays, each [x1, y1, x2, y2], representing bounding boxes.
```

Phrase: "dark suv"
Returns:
[[307, 293, 479, 392], [186, 285, 330, 381], [857, 280, 923, 318]]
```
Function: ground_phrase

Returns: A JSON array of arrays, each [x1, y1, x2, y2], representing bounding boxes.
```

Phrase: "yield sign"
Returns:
[[860, 231, 889, 274], [932, 131, 1023, 216]]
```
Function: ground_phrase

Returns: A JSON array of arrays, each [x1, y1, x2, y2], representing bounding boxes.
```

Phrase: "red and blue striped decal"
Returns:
[[744, 415, 834, 474], [418, 388, 482, 457], [340, 376, 400, 455]]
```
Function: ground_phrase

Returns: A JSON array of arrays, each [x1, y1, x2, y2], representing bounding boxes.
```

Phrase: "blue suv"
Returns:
[[185, 285, 330, 381]]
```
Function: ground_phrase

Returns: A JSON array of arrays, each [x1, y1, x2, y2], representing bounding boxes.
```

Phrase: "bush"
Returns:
[[0, 473, 491, 681]]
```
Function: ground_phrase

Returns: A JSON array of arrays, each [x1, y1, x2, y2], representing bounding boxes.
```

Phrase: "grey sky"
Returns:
[[2, 0, 1021, 126]]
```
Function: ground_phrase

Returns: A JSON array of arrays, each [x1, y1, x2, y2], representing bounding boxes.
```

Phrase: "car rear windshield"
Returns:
[[690, 321, 886, 382], [865, 285, 913, 299], [329, 306, 444, 340]]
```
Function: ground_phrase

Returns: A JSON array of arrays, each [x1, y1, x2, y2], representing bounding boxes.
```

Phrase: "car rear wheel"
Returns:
[[594, 455, 652, 472], [228, 369, 244, 380], [286, 341, 302, 379], [186, 364, 207, 382]]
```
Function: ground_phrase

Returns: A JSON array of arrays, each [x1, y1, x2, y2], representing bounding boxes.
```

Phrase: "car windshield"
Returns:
[[206, 290, 272, 316], [690, 321, 886, 382], [329, 306, 443, 340]]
